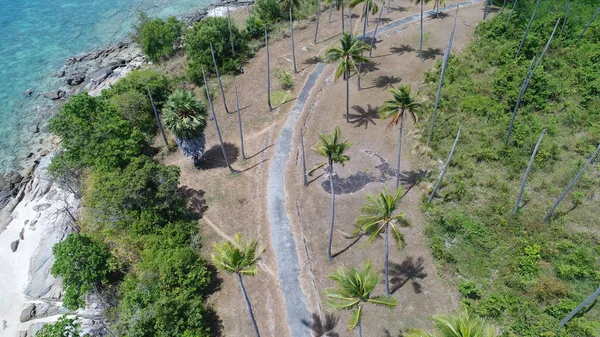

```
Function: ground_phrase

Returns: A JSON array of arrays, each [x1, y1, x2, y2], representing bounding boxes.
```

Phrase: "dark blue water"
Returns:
[[0, 0, 212, 172]]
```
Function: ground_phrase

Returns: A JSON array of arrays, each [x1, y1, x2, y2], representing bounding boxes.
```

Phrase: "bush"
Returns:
[[276, 68, 294, 90], [459, 280, 482, 299], [35, 316, 83, 337], [252, 0, 283, 24], [51, 234, 116, 310], [246, 15, 267, 40], [133, 13, 184, 62], [109, 90, 156, 135], [185, 17, 248, 84], [103, 69, 171, 108]]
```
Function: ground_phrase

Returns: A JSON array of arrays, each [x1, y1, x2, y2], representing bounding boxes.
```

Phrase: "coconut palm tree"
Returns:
[[324, 261, 398, 337], [224, 0, 235, 56], [432, 0, 446, 18], [311, 126, 352, 261], [327, 0, 346, 33], [405, 310, 496, 337], [265, 26, 273, 111], [162, 90, 208, 165], [369, 1, 386, 57], [324, 33, 371, 123], [415, 0, 426, 62], [210, 43, 231, 114], [280, 0, 300, 73], [379, 85, 422, 189], [356, 187, 411, 296], [212, 234, 265, 337], [351, 0, 378, 37]]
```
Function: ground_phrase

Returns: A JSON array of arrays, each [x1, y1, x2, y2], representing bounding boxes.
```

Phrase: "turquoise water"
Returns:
[[0, 0, 214, 173]]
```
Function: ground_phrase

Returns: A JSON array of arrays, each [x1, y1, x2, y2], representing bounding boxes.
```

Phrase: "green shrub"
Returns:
[[252, 0, 283, 24], [246, 15, 267, 40], [275, 68, 294, 90], [133, 13, 183, 62], [51, 234, 116, 309], [518, 244, 541, 278], [35, 316, 83, 337], [459, 280, 482, 299], [103, 69, 171, 108], [475, 292, 507, 318], [109, 90, 156, 135]]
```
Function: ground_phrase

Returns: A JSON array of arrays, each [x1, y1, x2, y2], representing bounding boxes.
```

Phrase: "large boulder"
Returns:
[[43, 90, 65, 100], [19, 304, 36, 323], [10, 240, 19, 252], [65, 73, 85, 85], [88, 66, 114, 85]]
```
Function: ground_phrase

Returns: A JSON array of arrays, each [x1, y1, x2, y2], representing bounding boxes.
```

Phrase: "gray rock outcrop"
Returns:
[[10, 239, 19, 252], [19, 304, 36, 323]]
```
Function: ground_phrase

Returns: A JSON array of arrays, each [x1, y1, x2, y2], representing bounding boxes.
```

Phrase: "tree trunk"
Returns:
[[329, 3, 333, 23], [328, 160, 336, 261], [500, 0, 507, 14], [349, 6, 353, 37], [578, 6, 600, 41], [560, 286, 600, 327], [247, 2, 251, 19], [301, 128, 308, 186], [506, 0, 519, 25], [419, 0, 424, 63], [543, 144, 600, 223], [386, 0, 390, 14], [146, 85, 168, 147], [290, 6, 298, 73], [515, 0, 542, 58], [315, 0, 321, 44], [560, 0, 571, 34], [369, 4, 383, 57], [235, 84, 247, 161], [513, 129, 546, 214], [357, 53, 363, 91], [202, 67, 237, 175], [362, 4, 368, 37], [237, 273, 261, 337], [265, 26, 273, 111], [396, 112, 404, 189], [428, 126, 461, 203], [210, 43, 231, 114], [345, 70, 350, 123], [483, 0, 488, 20], [226, 0, 235, 56], [384, 224, 390, 296], [357, 320, 362, 337], [506, 56, 536, 144]]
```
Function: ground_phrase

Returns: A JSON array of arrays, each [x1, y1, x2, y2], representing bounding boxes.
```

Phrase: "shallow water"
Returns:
[[0, 0, 214, 173]]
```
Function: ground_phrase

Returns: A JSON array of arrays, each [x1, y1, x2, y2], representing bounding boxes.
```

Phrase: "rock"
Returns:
[[24, 88, 34, 97], [6, 171, 23, 185], [40, 149, 50, 157], [26, 153, 34, 159], [19, 227, 24, 240], [43, 90, 64, 100], [30, 124, 39, 134], [52, 69, 65, 77], [32, 203, 51, 212], [88, 66, 114, 84], [24, 219, 29, 225], [65, 73, 85, 85], [27, 323, 45, 337], [30, 219, 37, 227], [10, 240, 19, 252], [19, 331, 27, 337], [19, 304, 36, 323], [31, 303, 69, 319]]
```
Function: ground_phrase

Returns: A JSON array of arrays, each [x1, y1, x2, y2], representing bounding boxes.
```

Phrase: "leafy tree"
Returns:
[[133, 13, 184, 62], [356, 187, 411, 296], [324, 261, 398, 337], [252, 0, 283, 24], [324, 33, 371, 123], [51, 234, 115, 310], [103, 69, 171, 108], [35, 315, 84, 337], [185, 17, 248, 84], [405, 310, 496, 337], [311, 126, 352, 261], [109, 90, 156, 135], [212, 234, 265, 337], [379, 85, 422, 188], [279, 0, 300, 73], [162, 90, 209, 163], [49, 93, 145, 171]]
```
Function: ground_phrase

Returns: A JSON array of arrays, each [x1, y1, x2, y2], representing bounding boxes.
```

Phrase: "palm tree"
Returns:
[[379, 85, 422, 189], [405, 310, 496, 337], [324, 261, 398, 337], [265, 26, 273, 111], [212, 234, 265, 337], [315, 0, 322, 44], [415, 0, 426, 62], [356, 187, 411, 296], [432, 0, 446, 18], [327, 0, 346, 33], [324, 33, 371, 123], [162, 90, 208, 165], [311, 126, 352, 261], [280, 0, 300, 73], [224, 0, 235, 56], [210, 43, 231, 114], [369, 1, 386, 57], [351, 0, 378, 90]]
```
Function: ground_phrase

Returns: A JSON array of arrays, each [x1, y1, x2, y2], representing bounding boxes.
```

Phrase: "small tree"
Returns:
[[324, 261, 398, 337], [133, 13, 183, 62], [212, 234, 265, 337], [35, 315, 83, 337]]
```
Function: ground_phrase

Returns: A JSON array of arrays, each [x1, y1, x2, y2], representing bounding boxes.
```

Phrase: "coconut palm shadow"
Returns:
[[421, 47, 443, 60], [389, 256, 428, 294], [349, 104, 379, 128], [390, 44, 415, 55], [304, 56, 322, 65], [196, 142, 239, 170], [428, 11, 450, 19], [301, 312, 340, 337], [360, 61, 380, 73], [332, 231, 366, 258], [371, 75, 401, 89], [178, 186, 208, 219], [389, 6, 408, 12]]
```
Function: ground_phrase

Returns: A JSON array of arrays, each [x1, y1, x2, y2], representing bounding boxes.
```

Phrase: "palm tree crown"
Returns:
[[379, 85, 422, 128], [324, 261, 398, 331], [163, 90, 208, 140], [356, 187, 411, 244], [314, 126, 353, 167], [405, 310, 496, 337], [211, 233, 264, 276], [350, 0, 378, 16], [325, 33, 371, 80]]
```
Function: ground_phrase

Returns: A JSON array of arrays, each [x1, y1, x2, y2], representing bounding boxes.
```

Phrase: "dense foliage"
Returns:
[[35, 316, 84, 337], [163, 90, 209, 140], [185, 17, 249, 84], [133, 13, 184, 62], [421, 1, 600, 336], [51, 234, 115, 310]]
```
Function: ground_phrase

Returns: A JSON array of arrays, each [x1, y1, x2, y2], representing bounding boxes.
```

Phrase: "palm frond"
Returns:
[[211, 233, 264, 275], [347, 306, 362, 331], [367, 295, 399, 308]]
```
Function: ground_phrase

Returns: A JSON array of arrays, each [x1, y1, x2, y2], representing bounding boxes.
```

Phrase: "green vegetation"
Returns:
[[275, 68, 294, 89], [163, 90, 208, 140], [133, 13, 184, 62], [35, 316, 84, 337], [405, 310, 495, 337], [421, 1, 600, 336]]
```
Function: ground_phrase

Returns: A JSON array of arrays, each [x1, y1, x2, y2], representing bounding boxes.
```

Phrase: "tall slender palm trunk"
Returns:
[[345, 70, 350, 123], [513, 129, 546, 214], [329, 3, 333, 23], [210, 43, 231, 114], [386, 0, 390, 13], [578, 6, 600, 41], [341, 2, 345, 33], [357, 320, 362, 337], [384, 224, 390, 296], [396, 112, 404, 189], [235, 84, 247, 161], [265, 26, 273, 111], [237, 273, 261, 337], [146, 85, 168, 147], [203, 67, 237, 175], [500, 0, 507, 14], [328, 160, 336, 261], [561, 0, 571, 34], [483, 0, 489, 20], [515, 0, 542, 58], [290, 6, 298, 73], [419, 0, 424, 63], [506, 0, 519, 25], [349, 6, 353, 36], [315, 0, 321, 44], [226, 0, 235, 56], [369, 4, 383, 57]]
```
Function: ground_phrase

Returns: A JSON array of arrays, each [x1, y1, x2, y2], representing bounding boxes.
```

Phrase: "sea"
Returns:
[[0, 0, 215, 174]]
